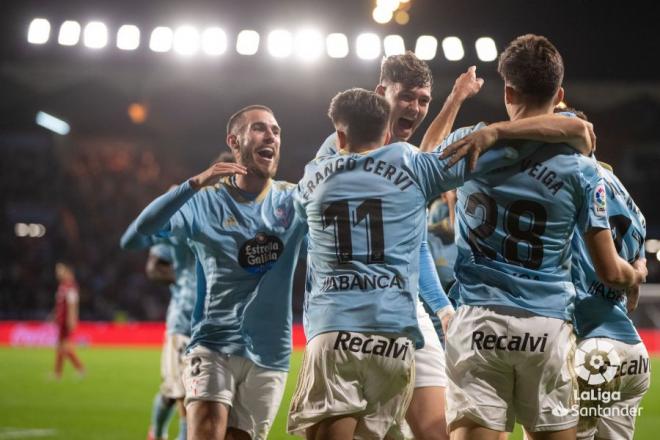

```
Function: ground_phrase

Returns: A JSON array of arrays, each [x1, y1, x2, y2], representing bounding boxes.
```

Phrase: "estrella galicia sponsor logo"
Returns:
[[238, 232, 284, 274], [334, 331, 411, 360], [575, 339, 621, 385], [471, 331, 548, 352]]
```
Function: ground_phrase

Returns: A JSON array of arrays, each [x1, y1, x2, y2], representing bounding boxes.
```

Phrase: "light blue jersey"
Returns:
[[136, 177, 307, 371], [314, 131, 451, 313], [427, 198, 457, 291], [446, 125, 609, 321], [572, 165, 645, 344], [149, 237, 197, 337], [296, 141, 520, 347]]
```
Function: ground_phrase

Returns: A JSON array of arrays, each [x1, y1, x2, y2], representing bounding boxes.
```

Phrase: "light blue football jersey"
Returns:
[[137, 177, 307, 371], [149, 237, 197, 337], [296, 141, 520, 347], [445, 125, 609, 321], [315, 131, 452, 313], [427, 198, 457, 291], [572, 165, 645, 344]]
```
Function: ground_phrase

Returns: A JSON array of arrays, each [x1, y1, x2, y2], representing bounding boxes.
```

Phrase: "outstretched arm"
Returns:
[[119, 218, 154, 250], [419, 66, 484, 152], [136, 162, 246, 235], [440, 114, 595, 171]]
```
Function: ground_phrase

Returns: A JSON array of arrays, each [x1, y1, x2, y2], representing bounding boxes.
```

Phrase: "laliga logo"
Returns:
[[575, 339, 621, 385]]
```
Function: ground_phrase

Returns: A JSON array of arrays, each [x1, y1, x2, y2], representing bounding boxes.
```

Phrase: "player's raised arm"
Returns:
[[419, 66, 484, 152], [135, 162, 246, 236], [440, 114, 595, 170]]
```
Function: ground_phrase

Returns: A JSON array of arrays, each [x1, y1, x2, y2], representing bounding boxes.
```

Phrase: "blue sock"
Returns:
[[178, 419, 187, 440], [151, 392, 175, 438]]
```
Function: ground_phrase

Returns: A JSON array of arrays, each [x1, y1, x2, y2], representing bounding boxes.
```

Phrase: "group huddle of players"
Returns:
[[119, 33, 650, 440]]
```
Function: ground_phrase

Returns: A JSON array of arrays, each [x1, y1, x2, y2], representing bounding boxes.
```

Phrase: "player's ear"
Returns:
[[383, 130, 392, 145], [553, 87, 565, 106], [375, 84, 386, 97], [504, 85, 517, 105], [226, 133, 238, 151], [336, 129, 348, 150]]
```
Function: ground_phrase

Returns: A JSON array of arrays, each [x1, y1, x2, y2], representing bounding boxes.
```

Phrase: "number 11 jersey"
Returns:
[[294, 140, 519, 347], [448, 125, 609, 321]]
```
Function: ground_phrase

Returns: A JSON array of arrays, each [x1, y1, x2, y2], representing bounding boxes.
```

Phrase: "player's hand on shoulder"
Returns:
[[440, 125, 498, 171], [190, 162, 247, 190], [451, 66, 484, 102]]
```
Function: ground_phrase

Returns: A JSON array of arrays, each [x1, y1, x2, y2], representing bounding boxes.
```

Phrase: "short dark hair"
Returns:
[[226, 105, 274, 135], [211, 151, 236, 166], [328, 88, 391, 146], [498, 34, 564, 105], [379, 51, 433, 89]]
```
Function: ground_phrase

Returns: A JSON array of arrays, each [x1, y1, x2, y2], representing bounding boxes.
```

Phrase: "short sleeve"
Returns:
[[576, 158, 610, 233]]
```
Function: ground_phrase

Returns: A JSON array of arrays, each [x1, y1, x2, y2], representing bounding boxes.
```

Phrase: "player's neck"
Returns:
[[234, 173, 269, 194], [509, 105, 553, 121], [347, 142, 381, 154]]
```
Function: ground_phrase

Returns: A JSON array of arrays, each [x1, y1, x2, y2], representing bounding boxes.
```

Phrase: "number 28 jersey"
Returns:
[[447, 125, 609, 321]]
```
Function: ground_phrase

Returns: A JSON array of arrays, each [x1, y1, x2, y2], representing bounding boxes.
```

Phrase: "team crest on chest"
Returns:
[[238, 232, 285, 273]]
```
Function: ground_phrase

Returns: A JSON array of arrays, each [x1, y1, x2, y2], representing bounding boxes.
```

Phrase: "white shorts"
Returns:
[[182, 345, 287, 440], [287, 331, 415, 439], [414, 300, 447, 388], [160, 332, 190, 399], [445, 305, 578, 433], [576, 338, 650, 440]]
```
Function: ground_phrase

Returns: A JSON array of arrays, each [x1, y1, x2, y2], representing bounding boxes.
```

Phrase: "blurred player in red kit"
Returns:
[[53, 262, 85, 379]]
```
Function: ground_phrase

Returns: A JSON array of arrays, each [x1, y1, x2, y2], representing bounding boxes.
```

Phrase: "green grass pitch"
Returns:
[[0, 347, 658, 439]]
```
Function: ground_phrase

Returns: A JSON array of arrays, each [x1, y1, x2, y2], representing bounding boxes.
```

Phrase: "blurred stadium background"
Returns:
[[1, 0, 659, 438]]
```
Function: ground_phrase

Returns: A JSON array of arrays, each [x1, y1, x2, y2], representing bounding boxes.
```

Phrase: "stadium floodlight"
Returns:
[[294, 29, 324, 62], [173, 25, 200, 56], [58, 20, 81, 46], [14, 223, 29, 237], [28, 18, 50, 44], [415, 35, 437, 60], [475, 37, 497, 62], [202, 27, 227, 56], [117, 25, 140, 50], [646, 239, 660, 254], [356, 33, 381, 60], [149, 27, 173, 52], [236, 30, 260, 55], [36, 111, 70, 135], [377, 0, 400, 10], [372, 7, 393, 24], [83, 21, 108, 49], [28, 224, 46, 238], [326, 33, 349, 58], [384, 34, 405, 56], [442, 36, 464, 61], [268, 29, 293, 58]]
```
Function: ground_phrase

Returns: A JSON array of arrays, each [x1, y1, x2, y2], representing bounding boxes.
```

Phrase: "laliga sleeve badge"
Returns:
[[594, 184, 607, 217]]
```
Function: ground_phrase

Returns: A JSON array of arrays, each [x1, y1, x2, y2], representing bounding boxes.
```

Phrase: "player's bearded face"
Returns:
[[384, 83, 431, 142], [237, 110, 281, 179]]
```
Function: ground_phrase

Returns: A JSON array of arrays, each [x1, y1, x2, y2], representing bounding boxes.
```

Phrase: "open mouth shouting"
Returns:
[[255, 146, 276, 163]]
